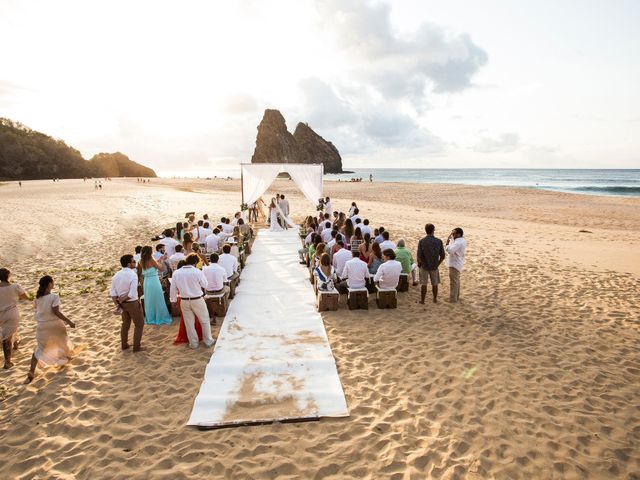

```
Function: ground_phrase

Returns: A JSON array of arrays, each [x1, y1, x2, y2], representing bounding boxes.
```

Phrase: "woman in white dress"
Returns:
[[0, 268, 28, 369], [269, 198, 284, 232], [26, 275, 75, 383]]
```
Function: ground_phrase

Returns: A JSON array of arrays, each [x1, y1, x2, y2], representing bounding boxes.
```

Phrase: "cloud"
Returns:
[[223, 94, 259, 115], [297, 77, 357, 128], [472, 133, 520, 153]]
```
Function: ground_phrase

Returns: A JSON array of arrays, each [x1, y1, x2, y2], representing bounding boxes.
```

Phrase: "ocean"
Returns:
[[327, 169, 640, 197]]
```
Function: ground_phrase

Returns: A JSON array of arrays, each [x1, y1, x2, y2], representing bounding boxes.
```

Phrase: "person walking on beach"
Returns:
[[0, 268, 28, 369], [26, 276, 76, 383], [417, 224, 445, 304], [446, 228, 467, 303], [110, 255, 145, 352]]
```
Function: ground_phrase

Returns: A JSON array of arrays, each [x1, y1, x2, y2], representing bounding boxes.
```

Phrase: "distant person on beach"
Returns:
[[395, 239, 418, 286], [110, 255, 145, 352], [169, 253, 214, 349], [18, 181, 21, 188], [417, 223, 445, 304], [0, 268, 28, 369], [446, 228, 467, 303], [26, 276, 76, 383], [369, 174, 373, 182], [374, 249, 402, 290]]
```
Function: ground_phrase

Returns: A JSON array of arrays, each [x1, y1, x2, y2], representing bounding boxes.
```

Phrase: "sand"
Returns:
[[1, 178, 639, 479]]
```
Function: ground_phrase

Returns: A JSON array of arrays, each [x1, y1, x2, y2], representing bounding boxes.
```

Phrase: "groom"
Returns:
[[279, 194, 290, 229]]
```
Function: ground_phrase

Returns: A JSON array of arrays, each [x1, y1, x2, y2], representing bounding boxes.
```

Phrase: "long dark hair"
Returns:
[[140, 246, 153, 269], [372, 242, 382, 260], [176, 222, 183, 239], [363, 232, 371, 252], [36, 275, 53, 298], [354, 227, 363, 241], [344, 218, 354, 237]]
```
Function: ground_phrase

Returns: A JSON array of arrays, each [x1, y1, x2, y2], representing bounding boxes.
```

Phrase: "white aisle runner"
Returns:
[[187, 229, 349, 427]]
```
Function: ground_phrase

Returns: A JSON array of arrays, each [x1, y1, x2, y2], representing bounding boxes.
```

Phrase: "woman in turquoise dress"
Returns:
[[140, 246, 172, 325]]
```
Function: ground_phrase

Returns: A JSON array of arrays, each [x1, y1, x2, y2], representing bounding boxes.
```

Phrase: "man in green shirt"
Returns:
[[395, 239, 418, 286]]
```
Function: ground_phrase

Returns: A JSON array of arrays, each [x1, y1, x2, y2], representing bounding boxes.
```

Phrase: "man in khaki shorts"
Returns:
[[416, 223, 445, 304]]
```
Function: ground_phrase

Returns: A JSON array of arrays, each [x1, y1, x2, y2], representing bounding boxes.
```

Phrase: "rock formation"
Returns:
[[251, 109, 343, 173], [88, 152, 157, 178]]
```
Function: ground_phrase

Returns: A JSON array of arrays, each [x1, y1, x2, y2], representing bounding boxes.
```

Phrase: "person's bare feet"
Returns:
[[24, 372, 35, 384], [132, 347, 147, 353], [122, 344, 131, 351], [3, 361, 14, 369], [13, 339, 20, 350], [412, 282, 419, 286], [417, 300, 425, 305], [433, 298, 438, 303]]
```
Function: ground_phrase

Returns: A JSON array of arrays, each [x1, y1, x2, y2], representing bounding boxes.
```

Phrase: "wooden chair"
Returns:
[[397, 273, 409, 292], [376, 285, 397, 309], [317, 288, 339, 311], [226, 276, 239, 299], [205, 290, 230, 319], [347, 287, 369, 310]]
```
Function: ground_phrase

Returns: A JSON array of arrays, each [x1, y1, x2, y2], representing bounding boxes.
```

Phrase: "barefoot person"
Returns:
[[417, 223, 445, 304], [446, 227, 467, 303], [110, 255, 145, 352], [26, 276, 76, 383], [0, 268, 28, 369]]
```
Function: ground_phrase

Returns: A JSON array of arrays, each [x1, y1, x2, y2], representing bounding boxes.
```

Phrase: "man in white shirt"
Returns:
[[350, 207, 362, 225], [337, 250, 369, 293], [231, 212, 241, 226], [326, 230, 338, 257], [445, 227, 467, 303], [360, 219, 373, 238], [218, 244, 239, 281], [221, 218, 234, 235], [159, 229, 180, 257], [374, 249, 403, 290], [202, 253, 230, 295], [379, 231, 397, 252], [153, 244, 170, 277], [168, 245, 186, 271], [201, 222, 213, 239], [324, 196, 332, 217], [332, 240, 353, 279], [206, 229, 221, 254], [169, 254, 214, 349], [321, 221, 333, 243], [110, 254, 144, 352]]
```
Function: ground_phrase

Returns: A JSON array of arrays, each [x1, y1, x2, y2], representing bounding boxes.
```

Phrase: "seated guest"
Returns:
[[194, 220, 206, 244], [201, 222, 213, 240], [336, 250, 369, 294], [133, 245, 143, 263], [379, 231, 397, 252], [332, 239, 352, 278], [237, 218, 252, 243], [326, 230, 339, 257], [350, 227, 364, 253], [308, 234, 322, 265], [191, 243, 209, 268], [368, 241, 383, 275], [341, 218, 354, 245], [358, 233, 373, 263], [160, 229, 180, 257], [182, 232, 194, 254], [169, 244, 186, 271], [110, 255, 144, 352], [202, 253, 230, 295], [298, 227, 314, 264], [374, 249, 402, 290], [350, 207, 362, 225], [333, 212, 345, 230], [321, 221, 333, 243], [169, 254, 214, 349], [311, 243, 326, 269], [221, 218, 234, 235], [231, 212, 242, 226], [206, 228, 221, 254], [375, 227, 385, 244], [395, 239, 418, 286], [360, 219, 372, 238], [218, 244, 239, 282], [314, 253, 336, 291]]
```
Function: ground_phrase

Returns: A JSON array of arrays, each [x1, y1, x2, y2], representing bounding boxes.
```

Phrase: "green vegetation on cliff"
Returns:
[[0, 118, 156, 180]]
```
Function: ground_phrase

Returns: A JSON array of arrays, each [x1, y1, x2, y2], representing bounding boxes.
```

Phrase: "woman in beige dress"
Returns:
[[0, 268, 28, 369], [26, 275, 75, 383]]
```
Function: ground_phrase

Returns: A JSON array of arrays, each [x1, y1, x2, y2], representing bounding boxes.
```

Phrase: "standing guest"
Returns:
[[169, 254, 214, 349], [110, 255, 145, 352], [348, 202, 357, 217], [231, 212, 242, 226], [173, 261, 204, 346], [336, 250, 369, 294], [395, 239, 418, 286], [182, 232, 194, 255], [368, 241, 384, 275], [333, 212, 345, 230], [350, 208, 362, 225], [374, 249, 403, 290], [176, 222, 185, 243], [203, 253, 231, 296], [0, 268, 28, 369], [416, 223, 446, 304], [169, 244, 186, 271], [446, 228, 467, 303], [218, 244, 240, 283], [25, 276, 76, 383], [375, 227, 385, 244], [140, 246, 172, 325], [153, 244, 170, 277], [160, 229, 180, 257], [324, 197, 333, 217], [133, 245, 143, 263], [379, 231, 397, 252]]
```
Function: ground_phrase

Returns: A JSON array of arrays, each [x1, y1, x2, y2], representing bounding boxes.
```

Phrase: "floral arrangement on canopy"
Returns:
[[316, 198, 325, 211], [240, 202, 248, 211]]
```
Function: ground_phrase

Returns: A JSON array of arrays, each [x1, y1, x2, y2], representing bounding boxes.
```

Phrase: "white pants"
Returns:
[[180, 298, 214, 348]]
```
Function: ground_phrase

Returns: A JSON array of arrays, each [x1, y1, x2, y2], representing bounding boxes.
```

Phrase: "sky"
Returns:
[[1, 0, 639, 176]]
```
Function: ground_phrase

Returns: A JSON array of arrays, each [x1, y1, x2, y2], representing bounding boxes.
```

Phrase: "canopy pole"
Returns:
[[240, 165, 244, 205]]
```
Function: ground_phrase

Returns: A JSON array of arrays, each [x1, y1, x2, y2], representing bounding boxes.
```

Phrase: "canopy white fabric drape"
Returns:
[[241, 163, 323, 207]]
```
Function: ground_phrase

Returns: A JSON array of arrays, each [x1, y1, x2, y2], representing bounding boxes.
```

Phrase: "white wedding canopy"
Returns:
[[241, 163, 323, 207]]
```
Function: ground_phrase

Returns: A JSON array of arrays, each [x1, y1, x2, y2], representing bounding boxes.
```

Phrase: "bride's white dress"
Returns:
[[269, 207, 284, 232]]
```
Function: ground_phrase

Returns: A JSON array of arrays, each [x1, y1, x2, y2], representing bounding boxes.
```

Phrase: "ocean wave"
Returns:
[[562, 186, 640, 195]]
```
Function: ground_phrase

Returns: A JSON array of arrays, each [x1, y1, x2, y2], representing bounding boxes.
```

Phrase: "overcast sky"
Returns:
[[1, 0, 639, 175]]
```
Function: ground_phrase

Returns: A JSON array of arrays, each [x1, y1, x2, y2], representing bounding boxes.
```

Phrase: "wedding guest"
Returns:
[[332, 240, 354, 279], [360, 219, 373, 238], [368, 241, 384, 275], [308, 234, 322, 266], [182, 232, 194, 255], [350, 208, 361, 225], [133, 245, 142, 263], [324, 197, 333, 217], [221, 218, 234, 235], [110, 255, 144, 352], [0, 268, 28, 369], [172, 261, 204, 346], [237, 218, 252, 244], [314, 253, 336, 291], [321, 221, 333, 243], [191, 243, 209, 268], [218, 244, 239, 282], [311, 243, 326, 269], [417, 223, 445, 304], [395, 239, 418, 286], [334, 212, 346, 231], [374, 249, 402, 290], [153, 244, 170, 277], [375, 227, 385, 244], [206, 228, 221, 254], [160, 229, 180, 257], [203, 253, 230, 296], [140, 246, 172, 325], [326, 230, 339, 257], [330, 233, 344, 257], [25, 276, 76, 383], [169, 244, 186, 271], [446, 228, 467, 303], [169, 254, 214, 349], [337, 250, 369, 294], [348, 202, 357, 217], [342, 218, 354, 245], [201, 222, 213, 240], [231, 212, 241, 226], [358, 232, 373, 263], [379, 231, 397, 252]]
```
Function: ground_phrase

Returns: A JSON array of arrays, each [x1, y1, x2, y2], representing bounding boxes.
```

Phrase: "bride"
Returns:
[[268, 197, 295, 232]]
